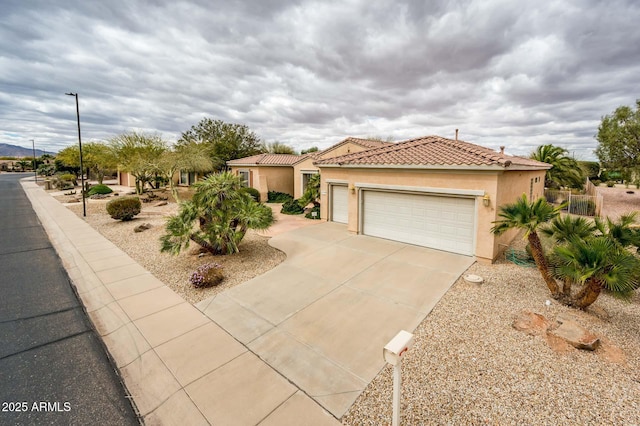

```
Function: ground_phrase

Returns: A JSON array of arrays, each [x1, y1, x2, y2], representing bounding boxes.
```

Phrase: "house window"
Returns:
[[179, 171, 198, 186], [301, 171, 318, 191], [238, 170, 250, 187], [179, 171, 189, 186]]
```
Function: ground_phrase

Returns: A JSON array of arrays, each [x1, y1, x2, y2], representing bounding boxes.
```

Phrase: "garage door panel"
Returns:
[[363, 191, 475, 256], [331, 185, 348, 224]]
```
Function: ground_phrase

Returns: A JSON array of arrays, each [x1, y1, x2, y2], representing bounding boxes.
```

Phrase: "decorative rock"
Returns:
[[133, 223, 152, 233], [513, 310, 554, 336], [154, 201, 168, 207], [548, 318, 600, 351]]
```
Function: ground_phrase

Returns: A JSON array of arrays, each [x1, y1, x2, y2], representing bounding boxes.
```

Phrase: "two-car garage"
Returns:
[[328, 183, 477, 256], [360, 190, 476, 256]]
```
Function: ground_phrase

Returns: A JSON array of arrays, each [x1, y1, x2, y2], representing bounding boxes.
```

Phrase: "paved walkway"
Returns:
[[21, 179, 339, 425], [196, 223, 475, 418]]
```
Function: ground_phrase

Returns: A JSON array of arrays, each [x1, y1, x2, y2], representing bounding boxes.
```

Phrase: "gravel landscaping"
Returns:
[[54, 186, 640, 424], [61, 194, 286, 304]]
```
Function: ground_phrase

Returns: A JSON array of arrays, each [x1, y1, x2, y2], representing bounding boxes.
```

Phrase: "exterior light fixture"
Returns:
[[482, 193, 491, 207]]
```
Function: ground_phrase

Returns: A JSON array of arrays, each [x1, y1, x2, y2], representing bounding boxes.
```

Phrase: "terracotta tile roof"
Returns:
[[314, 136, 551, 170], [342, 137, 393, 149], [227, 153, 301, 166]]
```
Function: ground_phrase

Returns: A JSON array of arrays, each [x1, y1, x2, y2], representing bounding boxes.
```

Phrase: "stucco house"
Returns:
[[227, 137, 391, 201], [314, 135, 551, 263]]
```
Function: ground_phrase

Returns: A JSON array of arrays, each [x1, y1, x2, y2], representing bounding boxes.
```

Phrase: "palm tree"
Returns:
[[541, 215, 598, 296], [595, 212, 640, 250], [530, 144, 585, 189], [16, 159, 30, 172], [491, 195, 564, 297], [160, 172, 273, 255], [550, 236, 640, 309]]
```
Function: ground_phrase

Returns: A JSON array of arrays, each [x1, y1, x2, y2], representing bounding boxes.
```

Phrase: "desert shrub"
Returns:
[[87, 184, 113, 196], [568, 199, 596, 216], [241, 187, 261, 202], [189, 263, 224, 288], [305, 204, 320, 219], [106, 197, 141, 221], [591, 179, 601, 187], [281, 198, 304, 214], [268, 191, 293, 203], [606, 181, 615, 187]]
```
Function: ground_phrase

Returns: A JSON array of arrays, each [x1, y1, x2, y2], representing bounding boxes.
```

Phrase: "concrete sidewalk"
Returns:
[[21, 180, 339, 425]]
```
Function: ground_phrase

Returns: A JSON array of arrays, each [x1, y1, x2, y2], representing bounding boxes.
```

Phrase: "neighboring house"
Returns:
[[227, 137, 392, 200], [226, 154, 301, 202], [314, 135, 551, 263]]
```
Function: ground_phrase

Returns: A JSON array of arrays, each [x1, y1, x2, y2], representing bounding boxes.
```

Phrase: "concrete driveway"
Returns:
[[196, 222, 475, 418]]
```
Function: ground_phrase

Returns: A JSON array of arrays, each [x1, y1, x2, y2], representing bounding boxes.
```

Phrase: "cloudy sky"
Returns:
[[2, 0, 639, 159]]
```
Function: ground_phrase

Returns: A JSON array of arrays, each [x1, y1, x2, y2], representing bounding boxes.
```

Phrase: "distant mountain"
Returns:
[[0, 143, 47, 158]]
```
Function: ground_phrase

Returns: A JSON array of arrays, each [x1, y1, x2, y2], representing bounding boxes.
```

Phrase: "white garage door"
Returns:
[[362, 191, 475, 255], [331, 185, 348, 223]]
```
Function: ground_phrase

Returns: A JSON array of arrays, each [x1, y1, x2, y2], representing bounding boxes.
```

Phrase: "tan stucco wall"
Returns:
[[319, 167, 546, 263], [293, 157, 318, 198], [229, 166, 294, 201], [117, 171, 135, 187]]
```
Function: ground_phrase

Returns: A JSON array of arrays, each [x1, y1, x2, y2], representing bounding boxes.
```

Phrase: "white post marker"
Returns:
[[383, 330, 414, 426]]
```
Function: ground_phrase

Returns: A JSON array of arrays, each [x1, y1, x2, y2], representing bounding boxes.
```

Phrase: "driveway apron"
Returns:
[[197, 222, 475, 418]]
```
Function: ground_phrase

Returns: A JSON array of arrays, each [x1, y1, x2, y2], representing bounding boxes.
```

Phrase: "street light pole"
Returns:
[[31, 139, 37, 183], [65, 92, 86, 217]]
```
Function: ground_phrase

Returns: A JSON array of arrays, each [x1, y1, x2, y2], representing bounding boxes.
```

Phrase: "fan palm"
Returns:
[[160, 172, 273, 255], [491, 195, 564, 297], [541, 215, 598, 296], [530, 144, 585, 189], [550, 236, 640, 309], [594, 212, 640, 250]]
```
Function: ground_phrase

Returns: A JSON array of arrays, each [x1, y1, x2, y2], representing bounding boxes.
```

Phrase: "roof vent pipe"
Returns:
[[455, 129, 459, 141], [500, 146, 505, 154]]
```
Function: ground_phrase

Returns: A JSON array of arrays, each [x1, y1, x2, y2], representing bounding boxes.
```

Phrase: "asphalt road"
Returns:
[[0, 174, 139, 425]]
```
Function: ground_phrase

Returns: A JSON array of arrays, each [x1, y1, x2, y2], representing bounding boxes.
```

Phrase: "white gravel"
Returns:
[[62, 194, 285, 304]]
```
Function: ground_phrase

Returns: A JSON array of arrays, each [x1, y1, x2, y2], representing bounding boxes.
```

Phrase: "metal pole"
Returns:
[[66, 92, 86, 217], [31, 139, 37, 183], [392, 363, 401, 426]]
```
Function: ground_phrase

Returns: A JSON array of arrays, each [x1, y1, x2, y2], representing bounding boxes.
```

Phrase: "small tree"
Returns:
[[301, 146, 319, 154], [160, 172, 273, 255], [491, 195, 564, 298], [177, 118, 263, 171], [110, 132, 167, 194], [158, 142, 213, 202], [262, 141, 297, 154], [595, 100, 640, 171]]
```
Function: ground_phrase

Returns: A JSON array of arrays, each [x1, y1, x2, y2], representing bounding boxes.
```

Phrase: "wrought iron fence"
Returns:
[[544, 184, 603, 217]]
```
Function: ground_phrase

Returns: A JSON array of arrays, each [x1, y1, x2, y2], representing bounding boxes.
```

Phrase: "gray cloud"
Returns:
[[1, 0, 639, 160]]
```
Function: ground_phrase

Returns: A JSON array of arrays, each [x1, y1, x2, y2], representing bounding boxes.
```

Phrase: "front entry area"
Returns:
[[361, 190, 476, 256]]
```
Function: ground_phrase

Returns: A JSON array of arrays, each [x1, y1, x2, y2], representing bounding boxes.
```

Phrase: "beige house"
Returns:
[[314, 136, 550, 263], [227, 137, 391, 200]]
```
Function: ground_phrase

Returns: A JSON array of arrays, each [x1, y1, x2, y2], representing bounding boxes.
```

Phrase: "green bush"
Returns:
[[106, 197, 141, 221], [189, 263, 224, 288], [590, 179, 601, 187], [568, 199, 596, 216], [241, 187, 261, 202], [606, 181, 615, 187], [305, 205, 320, 219], [87, 184, 113, 196], [281, 198, 304, 214], [268, 191, 293, 203]]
